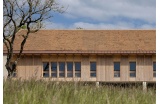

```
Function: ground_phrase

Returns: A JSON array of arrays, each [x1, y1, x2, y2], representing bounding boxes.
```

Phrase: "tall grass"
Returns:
[[3, 79, 156, 104]]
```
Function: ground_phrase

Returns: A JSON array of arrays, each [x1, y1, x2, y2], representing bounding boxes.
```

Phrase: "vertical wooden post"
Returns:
[[49, 58, 51, 78], [57, 54, 59, 79], [143, 82, 147, 92], [73, 55, 75, 78], [65, 54, 67, 78], [96, 81, 99, 87]]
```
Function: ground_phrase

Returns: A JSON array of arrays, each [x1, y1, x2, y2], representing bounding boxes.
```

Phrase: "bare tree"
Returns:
[[3, 0, 64, 78]]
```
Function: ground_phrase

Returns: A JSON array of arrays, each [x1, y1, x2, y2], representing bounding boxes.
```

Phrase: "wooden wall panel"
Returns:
[[129, 55, 136, 61], [113, 55, 121, 62], [41, 55, 50, 62], [136, 55, 144, 81], [81, 56, 89, 81], [33, 55, 42, 79], [152, 55, 156, 62], [11, 55, 17, 62], [120, 56, 129, 81], [58, 55, 65, 61], [50, 55, 58, 62], [144, 56, 153, 81], [89, 55, 97, 61], [17, 56, 26, 79], [25, 56, 33, 79], [97, 56, 105, 81], [105, 56, 114, 81], [66, 55, 73, 61], [74, 55, 81, 62]]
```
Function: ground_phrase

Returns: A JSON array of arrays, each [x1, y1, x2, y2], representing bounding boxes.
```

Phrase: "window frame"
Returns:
[[90, 62, 96, 77], [67, 62, 73, 77], [59, 62, 65, 78], [153, 62, 156, 77], [75, 62, 81, 78], [114, 62, 120, 77], [129, 62, 136, 77], [51, 62, 57, 78], [42, 62, 50, 78]]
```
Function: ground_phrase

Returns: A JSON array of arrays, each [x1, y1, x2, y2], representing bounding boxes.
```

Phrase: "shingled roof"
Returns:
[[3, 30, 156, 54]]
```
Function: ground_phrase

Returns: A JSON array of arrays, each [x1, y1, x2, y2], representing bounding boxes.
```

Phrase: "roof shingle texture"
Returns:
[[4, 30, 156, 53]]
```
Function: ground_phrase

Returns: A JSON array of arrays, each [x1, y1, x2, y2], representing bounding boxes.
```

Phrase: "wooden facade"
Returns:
[[9, 54, 156, 82], [3, 30, 156, 82]]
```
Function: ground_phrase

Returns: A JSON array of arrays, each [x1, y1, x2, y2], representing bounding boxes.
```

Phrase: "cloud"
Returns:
[[71, 22, 155, 29], [42, 21, 66, 29], [57, 0, 156, 23], [43, 21, 155, 30]]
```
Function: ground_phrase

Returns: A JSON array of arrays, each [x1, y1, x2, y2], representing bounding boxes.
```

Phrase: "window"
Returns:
[[75, 62, 81, 77], [90, 62, 96, 77], [59, 62, 65, 77], [130, 62, 136, 77], [51, 62, 57, 77], [114, 62, 120, 77], [43, 62, 49, 77], [42, 61, 82, 78], [153, 62, 156, 77], [67, 62, 73, 77]]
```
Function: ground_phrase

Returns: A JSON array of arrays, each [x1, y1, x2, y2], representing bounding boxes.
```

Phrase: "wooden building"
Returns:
[[3, 30, 156, 83]]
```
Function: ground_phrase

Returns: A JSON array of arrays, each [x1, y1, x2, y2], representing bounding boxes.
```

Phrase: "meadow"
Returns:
[[3, 79, 156, 104]]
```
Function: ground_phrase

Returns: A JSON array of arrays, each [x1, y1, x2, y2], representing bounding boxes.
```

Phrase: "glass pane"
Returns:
[[90, 62, 96, 71], [43, 73, 49, 77], [130, 62, 136, 71], [153, 72, 156, 77], [67, 62, 73, 71], [153, 62, 156, 71], [114, 73, 120, 77], [75, 73, 81, 77], [43, 62, 49, 71], [114, 62, 120, 71], [59, 73, 65, 77], [75, 62, 81, 71], [59, 62, 65, 71], [67, 73, 73, 77], [51, 62, 57, 71], [130, 73, 136, 77], [51, 73, 57, 78], [90, 73, 96, 77]]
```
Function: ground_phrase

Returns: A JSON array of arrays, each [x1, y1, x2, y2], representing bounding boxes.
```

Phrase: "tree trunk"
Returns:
[[5, 62, 17, 78]]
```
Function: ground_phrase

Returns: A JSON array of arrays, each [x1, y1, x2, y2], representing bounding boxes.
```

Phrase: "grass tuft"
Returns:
[[3, 79, 156, 104]]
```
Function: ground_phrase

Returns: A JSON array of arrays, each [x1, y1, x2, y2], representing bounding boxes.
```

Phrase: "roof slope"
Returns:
[[4, 30, 156, 54]]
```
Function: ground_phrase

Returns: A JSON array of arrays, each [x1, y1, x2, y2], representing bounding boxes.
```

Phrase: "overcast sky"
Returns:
[[44, 0, 156, 29]]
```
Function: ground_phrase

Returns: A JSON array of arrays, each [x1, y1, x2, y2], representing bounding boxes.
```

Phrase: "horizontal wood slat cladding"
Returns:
[[81, 56, 89, 81], [105, 56, 114, 81], [120, 56, 129, 81]]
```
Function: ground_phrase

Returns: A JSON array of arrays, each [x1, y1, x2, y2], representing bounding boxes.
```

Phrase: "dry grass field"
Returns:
[[3, 79, 156, 104]]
